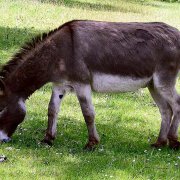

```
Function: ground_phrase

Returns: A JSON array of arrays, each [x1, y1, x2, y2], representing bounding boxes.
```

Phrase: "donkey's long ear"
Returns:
[[0, 79, 5, 96]]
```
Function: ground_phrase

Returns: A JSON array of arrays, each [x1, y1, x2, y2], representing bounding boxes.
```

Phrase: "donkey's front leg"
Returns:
[[42, 84, 65, 145], [75, 84, 100, 150]]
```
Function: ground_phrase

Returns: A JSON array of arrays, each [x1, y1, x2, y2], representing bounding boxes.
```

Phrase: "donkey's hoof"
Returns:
[[151, 141, 167, 148], [41, 139, 53, 146], [169, 140, 180, 150], [84, 144, 96, 151], [84, 140, 99, 151]]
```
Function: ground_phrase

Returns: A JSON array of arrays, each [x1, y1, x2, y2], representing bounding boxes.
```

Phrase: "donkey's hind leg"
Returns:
[[153, 72, 180, 149], [148, 83, 173, 148], [42, 84, 66, 145], [167, 93, 180, 149], [74, 84, 100, 150]]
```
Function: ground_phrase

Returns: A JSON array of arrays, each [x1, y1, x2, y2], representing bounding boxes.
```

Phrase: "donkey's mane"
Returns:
[[0, 29, 58, 79], [0, 20, 73, 79]]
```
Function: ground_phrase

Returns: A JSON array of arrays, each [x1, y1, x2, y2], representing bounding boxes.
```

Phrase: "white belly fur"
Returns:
[[92, 73, 152, 92]]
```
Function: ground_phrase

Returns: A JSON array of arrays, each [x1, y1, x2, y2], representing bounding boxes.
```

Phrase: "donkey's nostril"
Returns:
[[2, 138, 11, 143], [0, 155, 7, 162]]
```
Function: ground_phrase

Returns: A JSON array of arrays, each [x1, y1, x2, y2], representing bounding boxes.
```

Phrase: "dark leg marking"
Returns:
[[59, 95, 63, 99]]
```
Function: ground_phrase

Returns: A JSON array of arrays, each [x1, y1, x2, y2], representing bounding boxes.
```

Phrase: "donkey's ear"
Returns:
[[0, 79, 5, 96]]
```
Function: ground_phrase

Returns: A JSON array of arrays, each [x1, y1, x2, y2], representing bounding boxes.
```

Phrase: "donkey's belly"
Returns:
[[92, 73, 152, 92]]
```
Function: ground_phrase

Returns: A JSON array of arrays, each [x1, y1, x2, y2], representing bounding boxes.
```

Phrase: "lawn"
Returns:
[[0, 0, 180, 179]]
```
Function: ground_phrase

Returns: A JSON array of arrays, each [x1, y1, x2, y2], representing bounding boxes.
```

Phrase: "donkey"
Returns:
[[0, 20, 180, 150]]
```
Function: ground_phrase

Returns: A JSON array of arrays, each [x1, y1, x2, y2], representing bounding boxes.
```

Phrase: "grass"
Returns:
[[0, 0, 180, 179]]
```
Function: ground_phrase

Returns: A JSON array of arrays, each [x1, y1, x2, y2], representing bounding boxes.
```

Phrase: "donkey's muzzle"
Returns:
[[1, 138, 11, 143]]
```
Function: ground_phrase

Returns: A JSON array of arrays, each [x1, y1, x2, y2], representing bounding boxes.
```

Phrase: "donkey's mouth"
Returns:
[[0, 138, 11, 144], [0, 129, 11, 143]]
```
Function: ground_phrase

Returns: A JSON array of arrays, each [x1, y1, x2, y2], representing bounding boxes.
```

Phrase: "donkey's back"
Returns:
[[53, 21, 180, 93]]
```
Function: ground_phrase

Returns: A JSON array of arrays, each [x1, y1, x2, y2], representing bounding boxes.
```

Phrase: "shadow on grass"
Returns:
[[0, 26, 42, 64], [121, 0, 175, 9], [39, 0, 142, 13], [0, 26, 42, 51]]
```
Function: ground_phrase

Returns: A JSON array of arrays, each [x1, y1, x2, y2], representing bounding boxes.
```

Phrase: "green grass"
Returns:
[[0, 0, 180, 179]]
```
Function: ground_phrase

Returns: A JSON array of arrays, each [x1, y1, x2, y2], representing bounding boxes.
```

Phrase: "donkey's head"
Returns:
[[0, 80, 26, 142], [0, 79, 10, 142]]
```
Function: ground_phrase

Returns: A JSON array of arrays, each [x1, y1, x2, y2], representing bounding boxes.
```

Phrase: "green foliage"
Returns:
[[0, 0, 180, 179]]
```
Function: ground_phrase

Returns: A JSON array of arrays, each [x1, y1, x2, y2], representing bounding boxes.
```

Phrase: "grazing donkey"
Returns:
[[0, 20, 180, 150]]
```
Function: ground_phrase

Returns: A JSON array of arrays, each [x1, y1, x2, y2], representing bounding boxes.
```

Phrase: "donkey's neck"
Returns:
[[1, 22, 69, 98], [5, 42, 57, 99]]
